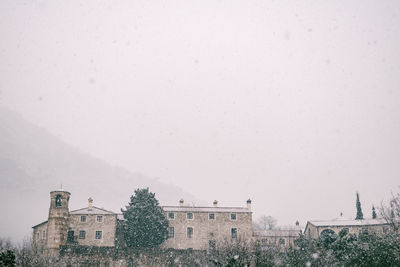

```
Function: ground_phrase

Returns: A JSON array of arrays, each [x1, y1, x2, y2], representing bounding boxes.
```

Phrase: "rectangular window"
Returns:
[[187, 212, 193, 220], [81, 216, 86, 222], [97, 216, 103, 222], [95, 231, 102, 239], [67, 231, 74, 242], [42, 230, 46, 240], [36, 233, 40, 240], [168, 212, 175, 220], [209, 213, 215, 220], [231, 228, 237, 239], [168, 227, 174, 238], [187, 227, 193, 238], [79, 230, 86, 239], [230, 213, 237, 220], [209, 240, 216, 251]]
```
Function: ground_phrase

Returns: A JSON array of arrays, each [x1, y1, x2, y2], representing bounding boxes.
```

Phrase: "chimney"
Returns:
[[179, 199, 184, 206], [246, 199, 252, 210], [213, 200, 218, 207], [88, 197, 93, 209]]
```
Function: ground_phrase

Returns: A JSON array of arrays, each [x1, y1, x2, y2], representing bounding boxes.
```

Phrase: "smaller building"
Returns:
[[253, 228, 302, 249], [304, 218, 390, 239]]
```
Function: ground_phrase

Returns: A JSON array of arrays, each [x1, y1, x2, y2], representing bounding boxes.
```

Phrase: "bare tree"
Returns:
[[254, 215, 277, 230], [380, 190, 400, 231]]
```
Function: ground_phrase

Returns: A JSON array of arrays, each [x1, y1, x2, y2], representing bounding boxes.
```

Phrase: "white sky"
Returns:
[[1, 0, 400, 225]]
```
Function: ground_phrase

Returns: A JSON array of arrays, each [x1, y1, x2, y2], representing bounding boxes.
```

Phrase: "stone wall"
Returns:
[[69, 214, 117, 247], [32, 222, 48, 254], [306, 223, 389, 239], [162, 211, 252, 250]]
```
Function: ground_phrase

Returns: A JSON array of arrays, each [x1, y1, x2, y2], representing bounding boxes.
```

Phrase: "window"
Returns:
[[97, 216, 103, 222], [55, 194, 62, 207], [67, 231, 74, 242], [187, 212, 193, 220], [79, 230, 86, 239], [187, 227, 193, 238], [95, 231, 102, 239], [36, 233, 40, 240], [42, 230, 46, 240], [168, 227, 174, 238], [168, 212, 175, 220], [230, 213, 237, 220], [279, 238, 285, 245], [231, 228, 237, 239], [81, 216, 86, 222], [209, 213, 215, 220], [209, 240, 216, 251]]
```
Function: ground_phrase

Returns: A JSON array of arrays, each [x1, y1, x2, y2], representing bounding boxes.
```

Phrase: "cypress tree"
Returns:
[[372, 205, 377, 219], [355, 192, 364, 220]]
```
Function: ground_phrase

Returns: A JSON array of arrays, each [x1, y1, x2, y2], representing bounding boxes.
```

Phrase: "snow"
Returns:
[[308, 218, 387, 227], [162, 206, 250, 213]]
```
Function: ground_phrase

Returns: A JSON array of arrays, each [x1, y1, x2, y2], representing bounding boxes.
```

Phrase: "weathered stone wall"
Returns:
[[162, 211, 252, 250], [32, 222, 48, 253], [58, 246, 209, 267], [307, 223, 388, 239], [69, 214, 117, 247], [46, 190, 71, 253]]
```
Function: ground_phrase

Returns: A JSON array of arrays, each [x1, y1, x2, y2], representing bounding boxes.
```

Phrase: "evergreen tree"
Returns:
[[372, 205, 377, 219], [121, 188, 169, 248], [355, 192, 364, 220], [0, 250, 16, 267]]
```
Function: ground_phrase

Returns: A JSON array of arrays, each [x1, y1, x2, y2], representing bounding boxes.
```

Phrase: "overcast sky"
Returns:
[[1, 0, 400, 226]]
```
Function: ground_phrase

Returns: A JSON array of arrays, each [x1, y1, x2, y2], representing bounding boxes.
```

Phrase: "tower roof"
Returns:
[[50, 189, 71, 194]]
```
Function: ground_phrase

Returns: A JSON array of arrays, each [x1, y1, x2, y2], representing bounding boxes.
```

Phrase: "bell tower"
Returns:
[[45, 189, 71, 254]]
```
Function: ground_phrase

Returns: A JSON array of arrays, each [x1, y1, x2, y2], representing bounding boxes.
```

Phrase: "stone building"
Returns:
[[253, 223, 302, 249], [33, 190, 253, 253], [162, 199, 253, 250], [304, 217, 390, 239], [32, 190, 118, 254]]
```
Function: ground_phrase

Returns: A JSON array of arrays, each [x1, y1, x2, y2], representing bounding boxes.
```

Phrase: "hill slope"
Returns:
[[0, 107, 197, 242]]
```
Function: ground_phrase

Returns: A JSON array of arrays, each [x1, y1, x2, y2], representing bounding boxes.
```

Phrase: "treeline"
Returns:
[[2, 231, 400, 266]]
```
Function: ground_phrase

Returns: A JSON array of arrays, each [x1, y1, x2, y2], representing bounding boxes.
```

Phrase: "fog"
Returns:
[[1, 0, 400, 234]]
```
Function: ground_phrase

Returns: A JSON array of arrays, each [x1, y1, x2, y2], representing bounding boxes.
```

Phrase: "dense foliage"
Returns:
[[2, 230, 400, 266], [121, 188, 169, 248], [0, 249, 16, 267], [284, 231, 400, 266]]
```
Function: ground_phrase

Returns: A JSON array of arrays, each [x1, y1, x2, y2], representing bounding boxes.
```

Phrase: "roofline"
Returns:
[[306, 220, 388, 228], [50, 190, 71, 194], [70, 206, 116, 214], [32, 220, 48, 229], [161, 205, 250, 210]]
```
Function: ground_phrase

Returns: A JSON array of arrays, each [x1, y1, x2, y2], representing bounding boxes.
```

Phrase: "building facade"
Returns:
[[162, 199, 253, 250], [304, 218, 390, 239], [32, 190, 118, 254], [253, 227, 302, 249], [33, 190, 253, 253]]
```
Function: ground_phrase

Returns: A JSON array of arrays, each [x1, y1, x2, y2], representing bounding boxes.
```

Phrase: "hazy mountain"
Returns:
[[0, 107, 197, 242]]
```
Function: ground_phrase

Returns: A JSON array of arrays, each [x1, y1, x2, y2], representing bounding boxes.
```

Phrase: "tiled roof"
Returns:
[[253, 229, 302, 238], [308, 218, 387, 227], [162, 206, 251, 213], [70, 206, 116, 215]]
